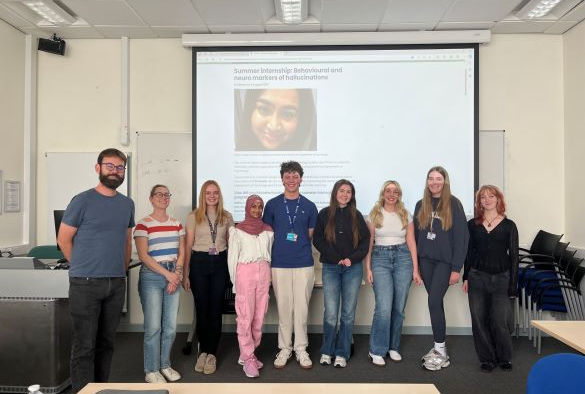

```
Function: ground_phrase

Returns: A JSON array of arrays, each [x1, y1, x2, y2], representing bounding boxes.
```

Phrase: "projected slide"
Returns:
[[195, 47, 476, 221]]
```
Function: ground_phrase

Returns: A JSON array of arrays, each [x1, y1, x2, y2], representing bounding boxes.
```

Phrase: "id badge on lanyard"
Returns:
[[284, 196, 300, 242], [206, 213, 220, 255], [427, 211, 438, 241]]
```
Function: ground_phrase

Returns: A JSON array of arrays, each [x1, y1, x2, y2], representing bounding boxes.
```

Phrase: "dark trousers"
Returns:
[[189, 250, 228, 355], [419, 259, 451, 343], [468, 268, 513, 364], [69, 277, 126, 393]]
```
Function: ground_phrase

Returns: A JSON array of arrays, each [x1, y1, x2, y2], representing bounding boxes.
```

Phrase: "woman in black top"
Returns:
[[313, 179, 370, 368], [463, 185, 518, 372]]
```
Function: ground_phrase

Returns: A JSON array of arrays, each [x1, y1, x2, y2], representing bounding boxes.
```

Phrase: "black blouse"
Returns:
[[464, 217, 519, 296]]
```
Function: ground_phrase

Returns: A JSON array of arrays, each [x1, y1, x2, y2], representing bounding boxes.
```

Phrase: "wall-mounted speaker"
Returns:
[[38, 35, 66, 56]]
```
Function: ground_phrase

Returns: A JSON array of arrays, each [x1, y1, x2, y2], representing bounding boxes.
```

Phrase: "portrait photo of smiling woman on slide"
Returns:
[[234, 88, 317, 151]]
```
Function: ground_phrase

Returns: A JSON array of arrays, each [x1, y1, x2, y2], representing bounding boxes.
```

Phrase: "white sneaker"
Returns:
[[368, 352, 386, 366], [194, 352, 207, 372], [389, 350, 402, 362], [320, 354, 332, 365], [422, 349, 450, 371], [145, 371, 166, 383], [274, 349, 292, 369], [160, 367, 181, 382], [420, 347, 435, 363], [295, 350, 313, 369], [333, 356, 347, 368]]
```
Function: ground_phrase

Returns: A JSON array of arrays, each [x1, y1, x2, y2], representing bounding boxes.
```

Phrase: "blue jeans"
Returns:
[[369, 244, 413, 356], [69, 277, 126, 393], [320, 261, 363, 360], [138, 263, 180, 373]]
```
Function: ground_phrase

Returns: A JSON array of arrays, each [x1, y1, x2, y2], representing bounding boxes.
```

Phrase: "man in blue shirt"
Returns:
[[58, 148, 135, 393], [263, 161, 318, 369]]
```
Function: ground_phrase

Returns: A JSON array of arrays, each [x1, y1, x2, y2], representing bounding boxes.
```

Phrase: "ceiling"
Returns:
[[1, 0, 585, 39]]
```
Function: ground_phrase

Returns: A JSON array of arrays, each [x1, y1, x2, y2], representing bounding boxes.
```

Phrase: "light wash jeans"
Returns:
[[320, 261, 363, 360], [369, 244, 413, 356], [138, 262, 180, 373]]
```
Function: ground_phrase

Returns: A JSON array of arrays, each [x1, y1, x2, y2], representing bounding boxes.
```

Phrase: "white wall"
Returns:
[[0, 20, 25, 248], [563, 21, 585, 249], [34, 35, 565, 330]]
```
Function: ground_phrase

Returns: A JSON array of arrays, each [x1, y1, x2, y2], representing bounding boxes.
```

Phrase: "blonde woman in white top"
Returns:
[[365, 180, 422, 366], [228, 195, 274, 378]]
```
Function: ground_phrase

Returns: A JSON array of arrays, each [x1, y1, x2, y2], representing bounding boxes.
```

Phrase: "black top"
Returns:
[[464, 217, 519, 297], [312, 206, 370, 265], [413, 196, 469, 271]]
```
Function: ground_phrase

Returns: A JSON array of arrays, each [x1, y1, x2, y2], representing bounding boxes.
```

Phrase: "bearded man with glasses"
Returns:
[[58, 148, 135, 393]]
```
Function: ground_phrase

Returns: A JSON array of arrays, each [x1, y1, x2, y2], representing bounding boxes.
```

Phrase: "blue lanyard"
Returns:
[[283, 196, 301, 232]]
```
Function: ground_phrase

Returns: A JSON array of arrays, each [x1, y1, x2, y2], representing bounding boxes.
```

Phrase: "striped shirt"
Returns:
[[133, 216, 185, 262]]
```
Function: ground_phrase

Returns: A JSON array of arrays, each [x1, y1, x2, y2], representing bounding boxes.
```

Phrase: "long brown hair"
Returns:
[[325, 179, 360, 248], [416, 166, 453, 230], [474, 185, 506, 225], [369, 180, 409, 229], [194, 180, 229, 224]]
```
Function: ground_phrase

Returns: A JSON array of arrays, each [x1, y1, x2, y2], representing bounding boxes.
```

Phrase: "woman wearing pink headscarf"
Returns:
[[228, 195, 274, 378]]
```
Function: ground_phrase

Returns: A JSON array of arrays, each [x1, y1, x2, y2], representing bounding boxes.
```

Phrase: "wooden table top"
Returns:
[[78, 382, 440, 394], [531, 320, 585, 353]]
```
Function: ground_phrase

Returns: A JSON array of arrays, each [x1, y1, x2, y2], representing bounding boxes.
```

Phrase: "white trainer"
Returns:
[[145, 371, 166, 383], [389, 350, 402, 362], [296, 350, 313, 369], [274, 349, 292, 369], [422, 349, 450, 371], [368, 352, 386, 366], [160, 367, 181, 382], [320, 354, 332, 365], [334, 356, 347, 368]]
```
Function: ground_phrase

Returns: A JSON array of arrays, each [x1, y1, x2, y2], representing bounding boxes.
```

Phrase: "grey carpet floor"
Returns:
[[64, 332, 577, 394]]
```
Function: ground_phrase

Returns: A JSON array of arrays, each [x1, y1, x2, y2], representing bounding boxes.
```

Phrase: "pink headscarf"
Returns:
[[236, 195, 272, 235]]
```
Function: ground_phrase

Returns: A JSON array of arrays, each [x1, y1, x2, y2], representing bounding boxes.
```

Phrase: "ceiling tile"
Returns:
[[382, 0, 453, 23], [378, 22, 436, 31], [208, 24, 265, 33], [126, 0, 205, 27], [443, 0, 522, 23], [435, 21, 495, 30], [320, 0, 388, 24], [62, 0, 145, 25], [321, 23, 378, 32], [0, 3, 36, 28], [39, 25, 104, 39], [192, 0, 266, 25], [265, 16, 321, 32], [545, 20, 578, 34], [153, 26, 209, 38], [492, 20, 556, 33], [95, 25, 157, 38], [561, 2, 585, 21]]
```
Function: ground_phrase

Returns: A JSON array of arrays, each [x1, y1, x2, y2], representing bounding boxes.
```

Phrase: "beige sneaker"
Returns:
[[203, 354, 217, 375], [274, 349, 292, 369], [194, 352, 207, 373], [145, 371, 166, 383], [160, 367, 181, 382], [296, 350, 313, 369]]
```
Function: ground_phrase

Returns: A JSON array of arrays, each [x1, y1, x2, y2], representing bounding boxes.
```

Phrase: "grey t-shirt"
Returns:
[[62, 188, 135, 278]]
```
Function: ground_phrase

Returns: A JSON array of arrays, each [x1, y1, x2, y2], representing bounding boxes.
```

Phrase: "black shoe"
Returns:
[[480, 362, 496, 373], [499, 362, 512, 371]]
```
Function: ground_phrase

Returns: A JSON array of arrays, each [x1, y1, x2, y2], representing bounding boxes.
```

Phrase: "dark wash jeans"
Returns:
[[69, 277, 125, 393], [467, 268, 513, 365]]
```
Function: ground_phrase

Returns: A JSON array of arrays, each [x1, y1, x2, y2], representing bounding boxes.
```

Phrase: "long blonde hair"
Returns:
[[416, 166, 453, 231], [369, 180, 409, 229], [194, 180, 229, 224]]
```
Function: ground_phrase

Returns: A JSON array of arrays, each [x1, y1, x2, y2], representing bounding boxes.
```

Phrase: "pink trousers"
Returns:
[[235, 260, 271, 361]]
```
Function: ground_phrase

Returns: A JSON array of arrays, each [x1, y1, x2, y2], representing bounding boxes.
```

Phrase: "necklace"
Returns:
[[485, 214, 500, 228]]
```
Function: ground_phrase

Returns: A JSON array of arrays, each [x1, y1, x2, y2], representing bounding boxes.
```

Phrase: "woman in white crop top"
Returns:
[[364, 180, 421, 366]]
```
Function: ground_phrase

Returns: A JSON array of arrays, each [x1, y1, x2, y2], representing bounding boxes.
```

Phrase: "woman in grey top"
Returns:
[[413, 166, 469, 371]]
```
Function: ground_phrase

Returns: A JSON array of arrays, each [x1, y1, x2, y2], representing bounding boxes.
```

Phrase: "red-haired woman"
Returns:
[[463, 185, 518, 373]]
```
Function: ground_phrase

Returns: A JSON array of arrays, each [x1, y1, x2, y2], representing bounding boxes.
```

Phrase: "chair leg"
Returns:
[[537, 310, 542, 354], [515, 297, 520, 338], [528, 294, 533, 340]]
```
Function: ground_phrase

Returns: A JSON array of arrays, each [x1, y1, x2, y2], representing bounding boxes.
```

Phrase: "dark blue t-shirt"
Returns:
[[263, 193, 318, 268], [62, 188, 135, 277]]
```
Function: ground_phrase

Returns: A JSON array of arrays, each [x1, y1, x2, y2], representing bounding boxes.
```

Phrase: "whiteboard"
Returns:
[[478, 130, 505, 192], [136, 132, 192, 225], [45, 152, 129, 243]]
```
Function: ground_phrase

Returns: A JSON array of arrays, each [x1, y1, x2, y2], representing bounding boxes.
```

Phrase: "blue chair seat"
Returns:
[[527, 353, 585, 394]]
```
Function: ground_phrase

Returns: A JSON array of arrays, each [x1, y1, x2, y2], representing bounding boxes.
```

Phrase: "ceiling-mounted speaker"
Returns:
[[38, 34, 66, 56]]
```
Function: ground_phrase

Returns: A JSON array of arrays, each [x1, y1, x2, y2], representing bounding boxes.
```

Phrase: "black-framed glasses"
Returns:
[[0, 250, 14, 257], [100, 162, 126, 172], [153, 192, 172, 198]]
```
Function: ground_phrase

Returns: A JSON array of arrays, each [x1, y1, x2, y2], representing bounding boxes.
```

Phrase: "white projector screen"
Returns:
[[194, 45, 478, 221]]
